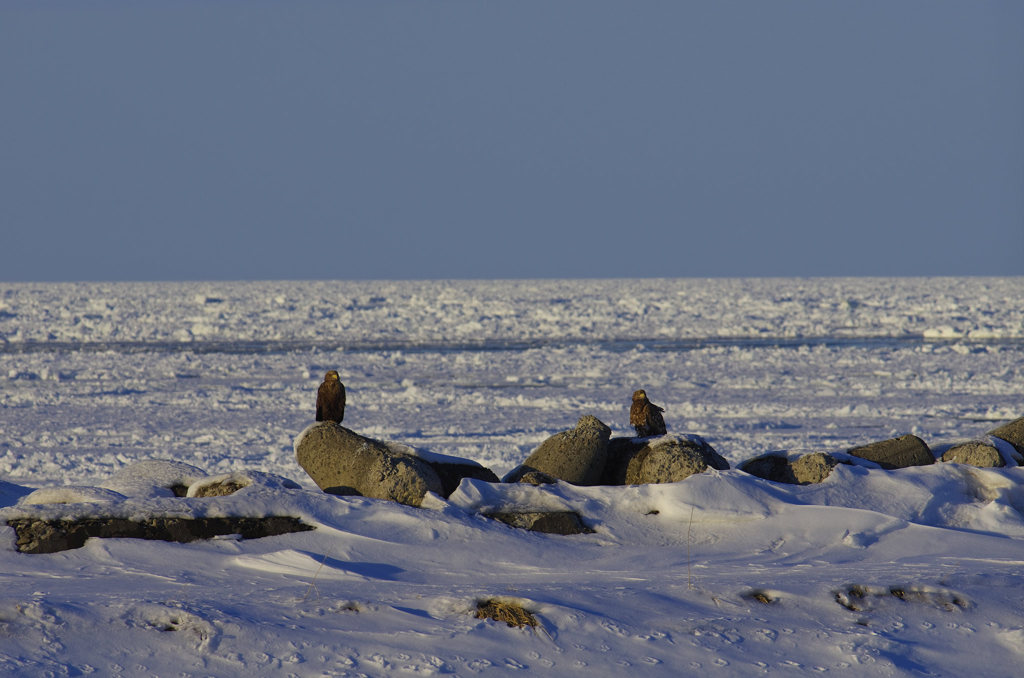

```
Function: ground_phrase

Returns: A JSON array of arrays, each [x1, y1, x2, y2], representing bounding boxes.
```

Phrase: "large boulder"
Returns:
[[295, 422, 444, 507], [848, 434, 934, 469], [988, 417, 1024, 458], [941, 441, 1005, 468], [603, 434, 728, 485], [504, 415, 612, 485]]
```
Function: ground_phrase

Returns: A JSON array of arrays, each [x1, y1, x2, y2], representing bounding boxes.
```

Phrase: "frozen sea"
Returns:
[[2, 277, 1021, 484], [1, 277, 1023, 677]]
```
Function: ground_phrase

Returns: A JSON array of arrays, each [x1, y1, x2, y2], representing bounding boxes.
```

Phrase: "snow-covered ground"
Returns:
[[0, 277, 1022, 676]]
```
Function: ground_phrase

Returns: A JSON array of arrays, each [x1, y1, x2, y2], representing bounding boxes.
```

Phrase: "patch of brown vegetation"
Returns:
[[474, 599, 538, 629], [834, 584, 968, 612], [743, 589, 776, 605]]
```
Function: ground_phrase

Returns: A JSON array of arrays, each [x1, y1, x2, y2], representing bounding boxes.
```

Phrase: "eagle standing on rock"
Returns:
[[316, 370, 346, 423], [630, 389, 667, 437]]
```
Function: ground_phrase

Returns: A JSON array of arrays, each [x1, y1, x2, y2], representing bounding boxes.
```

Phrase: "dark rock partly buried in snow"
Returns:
[[186, 471, 302, 498], [504, 415, 612, 486], [514, 470, 560, 485], [940, 441, 1005, 468], [484, 511, 595, 535], [603, 434, 728, 485], [295, 422, 445, 507], [7, 516, 314, 554], [739, 453, 797, 484], [741, 452, 844, 485], [420, 457, 501, 498], [848, 435, 934, 469]]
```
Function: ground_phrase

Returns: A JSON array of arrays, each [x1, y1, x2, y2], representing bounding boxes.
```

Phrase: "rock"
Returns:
[[988, 417, 1024, 457], [791, 452, 840, 484], [601, 438, 647, 485], [848, 435, 934, 469], [6, 516, 314, 554], [429, 462, 500, 496], [380, 443, 500, 497], [940, 441, 1005, 468], [741, 452, 843, 485], [504, 415, 612, 485], [604, 434, 728, 485], [295, 422, 444, 507], [739, 453, 797, 484], [187, 471, 302, 498], [514, 470, 559, 485], [484, 511, 595, 535]]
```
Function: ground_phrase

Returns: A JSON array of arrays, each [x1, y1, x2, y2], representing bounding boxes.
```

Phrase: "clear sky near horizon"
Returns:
[[2, 1, 1022, 282]]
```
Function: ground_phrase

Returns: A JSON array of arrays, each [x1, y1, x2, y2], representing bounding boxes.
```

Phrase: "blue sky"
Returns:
[[2, 1, 1022, 281]]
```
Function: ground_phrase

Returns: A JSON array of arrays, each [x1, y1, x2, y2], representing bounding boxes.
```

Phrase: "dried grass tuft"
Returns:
[[475, 599, 538, 629], [743, 589, 775, 605]]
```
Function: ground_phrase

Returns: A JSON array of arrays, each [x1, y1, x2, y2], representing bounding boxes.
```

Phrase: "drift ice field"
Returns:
[[1, 277, 1022, 677]]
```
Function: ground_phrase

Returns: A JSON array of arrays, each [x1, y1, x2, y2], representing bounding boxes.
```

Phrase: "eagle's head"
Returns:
[[324, 370, 340, 381], [632, 389, 647, 400]]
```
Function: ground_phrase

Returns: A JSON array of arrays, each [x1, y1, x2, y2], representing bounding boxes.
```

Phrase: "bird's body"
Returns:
[[630, 389, 667, 437], [316, 370, 346, 423]]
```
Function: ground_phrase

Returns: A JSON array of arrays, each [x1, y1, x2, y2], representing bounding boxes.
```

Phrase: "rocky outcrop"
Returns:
[[504, 415, 612, 485], [7, 516, 314, 554], [295, 422, 445, 507], [603, 434, 728, 485], [848, 435, 934, 469]]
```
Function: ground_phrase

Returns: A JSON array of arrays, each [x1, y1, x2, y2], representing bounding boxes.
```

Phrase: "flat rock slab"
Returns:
[[484, 511, 595, 535], [7, 516, 314, 554], [848, 434, 934, 469]]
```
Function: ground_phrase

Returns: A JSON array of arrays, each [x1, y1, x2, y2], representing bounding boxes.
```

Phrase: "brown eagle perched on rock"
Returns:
[[316, 370, 346, 423], [630, 389, 667, 437]]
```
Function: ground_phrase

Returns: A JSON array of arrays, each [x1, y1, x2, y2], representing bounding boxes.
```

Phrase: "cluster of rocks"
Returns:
[[295, 415, 1024, 518], [8, 416, 1022, 552], [741, 419, 1024, 485], [296, 415, 730, 509]]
